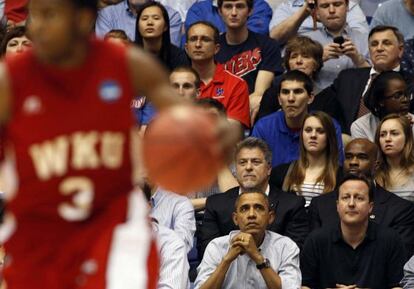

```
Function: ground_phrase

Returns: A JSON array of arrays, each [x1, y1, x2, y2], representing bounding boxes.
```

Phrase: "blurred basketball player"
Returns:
[[0, 0, 194, 288]]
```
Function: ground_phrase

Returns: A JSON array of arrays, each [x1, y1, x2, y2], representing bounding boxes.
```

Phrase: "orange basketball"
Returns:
[[142, 106, 224, 194]]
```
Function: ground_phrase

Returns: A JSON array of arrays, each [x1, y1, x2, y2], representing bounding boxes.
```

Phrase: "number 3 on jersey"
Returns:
[[58, 176, 94, 222]]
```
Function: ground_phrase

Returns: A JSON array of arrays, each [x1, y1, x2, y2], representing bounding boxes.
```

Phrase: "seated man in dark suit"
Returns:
[[308, 138, 414, 256], [318, 25, 414, 134], [198, 137, 308, 258]]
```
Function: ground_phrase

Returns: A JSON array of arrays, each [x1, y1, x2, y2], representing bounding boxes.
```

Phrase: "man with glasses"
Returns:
[[318, 25, 414, 134], [185, 21, 250, 131]]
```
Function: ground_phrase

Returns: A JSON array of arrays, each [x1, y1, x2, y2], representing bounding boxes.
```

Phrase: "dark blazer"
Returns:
[[317, 67, 371, 134], [198, 186, 308, 259], [269, 162, 343, 190], [308, 185, 414, 256], [318, 67, 414, 134]]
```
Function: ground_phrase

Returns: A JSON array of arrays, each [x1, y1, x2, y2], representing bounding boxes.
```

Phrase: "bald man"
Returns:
[[308, 138, 414, 256]]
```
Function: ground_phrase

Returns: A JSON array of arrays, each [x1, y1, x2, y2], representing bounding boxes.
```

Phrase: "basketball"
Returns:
[[142, 106, 224, 194]]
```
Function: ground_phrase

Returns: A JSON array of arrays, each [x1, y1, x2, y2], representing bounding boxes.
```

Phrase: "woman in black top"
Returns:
[[135, 2, 189, 71]]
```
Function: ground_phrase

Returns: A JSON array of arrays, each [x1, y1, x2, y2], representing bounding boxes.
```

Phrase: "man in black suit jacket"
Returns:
[[198, 137, 308, 258], [318, 25, 414, 134], [309, 138, 414, 255]]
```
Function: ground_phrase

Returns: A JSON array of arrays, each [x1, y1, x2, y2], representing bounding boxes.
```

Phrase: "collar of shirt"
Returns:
[[370, 65, 400, 76], [332, 221, 377, 245], [150, 188, 164, 208], [200, 63, 226, 89], [124, 0, 137, 17], [238, 184, 270, 196], [322, 25, 351, 39], [279, 111, 301, 137]]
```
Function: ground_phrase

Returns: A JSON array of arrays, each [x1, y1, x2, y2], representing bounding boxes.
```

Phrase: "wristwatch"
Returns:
[[256, 258, 270, 270]]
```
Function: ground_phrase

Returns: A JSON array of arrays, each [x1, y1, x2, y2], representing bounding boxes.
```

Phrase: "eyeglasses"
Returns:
[[383, 90, 413, 101]]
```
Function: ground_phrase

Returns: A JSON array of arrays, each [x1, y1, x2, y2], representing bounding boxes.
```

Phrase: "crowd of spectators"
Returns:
[[1, 0, 414, 288]]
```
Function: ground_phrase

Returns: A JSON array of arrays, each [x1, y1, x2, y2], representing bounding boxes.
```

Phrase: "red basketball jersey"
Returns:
[[2, 39, 158, 289]]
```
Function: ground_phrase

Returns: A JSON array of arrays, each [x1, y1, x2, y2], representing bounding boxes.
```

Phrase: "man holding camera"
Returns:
[[303, 0, 369, 89]]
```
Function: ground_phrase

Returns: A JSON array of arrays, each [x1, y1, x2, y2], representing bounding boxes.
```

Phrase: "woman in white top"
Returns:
[[351, 71, 413, 141], [375, 114, 414, 202]]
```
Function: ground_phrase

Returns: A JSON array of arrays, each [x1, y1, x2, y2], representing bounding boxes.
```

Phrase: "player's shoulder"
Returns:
[[90, 38, 128, 60]]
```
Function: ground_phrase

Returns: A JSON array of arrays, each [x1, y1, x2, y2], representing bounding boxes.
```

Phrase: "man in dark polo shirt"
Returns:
[[308, 138, 414, 256], [215, 0, 282, 120], [301, 174, 406, 289]]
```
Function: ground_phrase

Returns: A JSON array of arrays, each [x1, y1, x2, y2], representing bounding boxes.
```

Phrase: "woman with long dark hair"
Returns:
[[135, 2, 189, 71], [133, 2, 190, 129]]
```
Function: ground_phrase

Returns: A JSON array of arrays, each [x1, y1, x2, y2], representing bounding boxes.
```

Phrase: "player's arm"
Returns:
[[126, 46, 183, 110], [0, 63, 12, 125]]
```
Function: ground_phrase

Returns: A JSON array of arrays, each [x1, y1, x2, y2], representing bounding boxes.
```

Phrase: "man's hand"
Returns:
[[323, 43, 342, 62], [305, 0, 316, 14], [340, 39, 366, 67], [223, 241, 243, 264], [231, 233, 263, 264]]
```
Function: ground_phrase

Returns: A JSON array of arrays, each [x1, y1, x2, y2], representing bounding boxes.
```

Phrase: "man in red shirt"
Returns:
[[185, 21, 250, 131]]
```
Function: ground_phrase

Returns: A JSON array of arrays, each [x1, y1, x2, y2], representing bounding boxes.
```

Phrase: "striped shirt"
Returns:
[[388, 178, 414, 203], [297, 182, 325, 207], [150, 188, 196, 252], [153, 223, 190, 289]]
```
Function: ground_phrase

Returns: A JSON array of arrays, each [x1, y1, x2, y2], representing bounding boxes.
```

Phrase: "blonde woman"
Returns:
[[375, 114, 414, 202], [270, 111, 341, 206]]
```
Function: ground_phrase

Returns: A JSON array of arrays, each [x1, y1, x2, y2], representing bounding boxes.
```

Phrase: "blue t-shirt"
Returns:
[[251, 111, 344, 167]]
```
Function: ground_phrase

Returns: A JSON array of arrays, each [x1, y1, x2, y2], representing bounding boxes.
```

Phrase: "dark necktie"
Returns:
[[357, 72, 378, 118]]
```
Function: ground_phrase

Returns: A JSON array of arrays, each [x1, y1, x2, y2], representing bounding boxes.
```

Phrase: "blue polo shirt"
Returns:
[[251, 111, 344, 167]]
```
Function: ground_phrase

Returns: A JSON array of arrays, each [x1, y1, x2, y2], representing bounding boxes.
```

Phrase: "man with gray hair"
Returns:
[[198, 137, 308, 258]]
